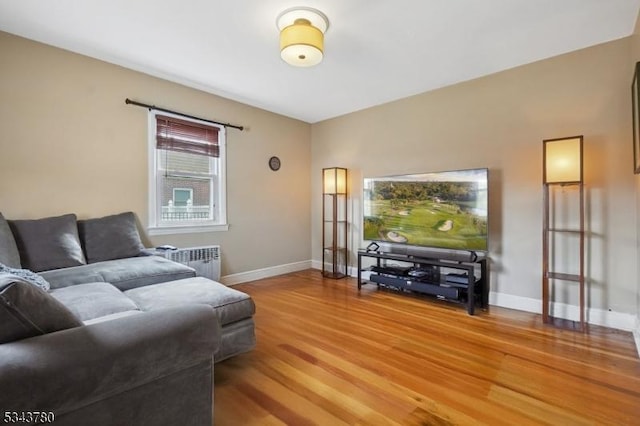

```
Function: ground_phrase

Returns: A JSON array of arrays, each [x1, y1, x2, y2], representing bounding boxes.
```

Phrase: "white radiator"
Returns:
[[162, 245, 221, 282]]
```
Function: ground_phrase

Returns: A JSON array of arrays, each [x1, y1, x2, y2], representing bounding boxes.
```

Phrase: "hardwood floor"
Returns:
[[214, 270, 640, 425]]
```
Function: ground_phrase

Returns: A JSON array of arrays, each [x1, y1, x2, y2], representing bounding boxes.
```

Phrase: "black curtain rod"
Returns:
[[125, 98, 244, 131]]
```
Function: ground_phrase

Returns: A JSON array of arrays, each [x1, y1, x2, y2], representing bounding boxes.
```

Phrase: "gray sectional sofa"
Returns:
[[0, 211, 256, 425]]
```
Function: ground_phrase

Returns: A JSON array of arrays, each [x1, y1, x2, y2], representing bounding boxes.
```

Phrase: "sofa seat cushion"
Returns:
[[125, 277, 255, 326], [40, 256, 195, 291], [0, 274, 82, 344], [83, 310, 143, 326], [50, 282, 141, 322]]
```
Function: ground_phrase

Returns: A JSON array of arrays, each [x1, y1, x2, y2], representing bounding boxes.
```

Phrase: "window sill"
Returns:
[[147, 223, 229, 236]]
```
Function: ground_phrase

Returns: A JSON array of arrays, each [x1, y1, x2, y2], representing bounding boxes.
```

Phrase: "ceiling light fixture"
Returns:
[[276, 7, 329, 67]]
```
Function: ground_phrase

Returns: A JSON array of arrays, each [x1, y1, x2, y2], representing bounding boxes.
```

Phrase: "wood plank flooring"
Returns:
[[214, 270, 640, 425]]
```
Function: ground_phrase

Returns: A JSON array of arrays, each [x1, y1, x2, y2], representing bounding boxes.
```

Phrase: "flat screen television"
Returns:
[[363, 168, 488, 253]]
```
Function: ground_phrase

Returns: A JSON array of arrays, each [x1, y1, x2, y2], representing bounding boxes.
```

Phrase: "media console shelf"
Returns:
[[357, 249, 489, 315]]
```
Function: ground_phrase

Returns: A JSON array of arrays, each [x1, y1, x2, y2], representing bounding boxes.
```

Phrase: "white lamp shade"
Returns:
[[544, 136, 583, 183], [323, 167, 347, 194]]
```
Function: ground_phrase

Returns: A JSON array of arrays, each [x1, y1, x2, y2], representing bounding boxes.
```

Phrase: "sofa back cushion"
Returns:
[[0, 274, 83, 344], [9, 214, 86, 272], [0, 213, 21, 268], [78, 212, 145, 263]]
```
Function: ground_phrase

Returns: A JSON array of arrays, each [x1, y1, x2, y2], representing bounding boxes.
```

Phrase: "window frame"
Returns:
[[147, 110, 228, 235]]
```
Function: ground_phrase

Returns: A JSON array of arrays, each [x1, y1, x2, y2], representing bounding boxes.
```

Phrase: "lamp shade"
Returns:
[[277, 7, 329, 67], [280, 19, 323, 67], [543, 136, 583, 184], [323, 167, 347, 194]]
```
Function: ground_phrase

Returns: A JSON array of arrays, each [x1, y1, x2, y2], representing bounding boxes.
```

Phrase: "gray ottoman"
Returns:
[[125, 277, 256, 362]]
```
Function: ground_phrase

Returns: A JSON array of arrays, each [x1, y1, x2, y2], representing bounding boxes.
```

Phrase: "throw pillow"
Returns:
[[0, 274, 82, 344], [0, 213, 21, 268], [77, 212, 145, 264], [9, 214, 86, 272]]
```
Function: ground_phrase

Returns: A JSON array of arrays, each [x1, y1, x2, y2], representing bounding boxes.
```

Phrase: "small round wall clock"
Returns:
[[268, 156, 281, 171]]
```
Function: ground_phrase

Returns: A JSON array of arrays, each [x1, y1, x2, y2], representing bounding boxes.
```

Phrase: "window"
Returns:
[[148, 111, 227, 234]]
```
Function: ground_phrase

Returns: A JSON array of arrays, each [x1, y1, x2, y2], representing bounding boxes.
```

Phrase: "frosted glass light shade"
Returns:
[[323, 167, 347, 194], [544, 136, 583, 184], [277, 7, 329, 67]]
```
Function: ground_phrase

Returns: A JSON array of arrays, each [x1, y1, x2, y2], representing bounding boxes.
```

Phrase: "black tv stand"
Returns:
[[357, 249, 489, 315]]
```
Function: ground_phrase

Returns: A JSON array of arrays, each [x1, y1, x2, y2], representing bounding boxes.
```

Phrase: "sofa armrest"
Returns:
[[0, 304, 220, 416]]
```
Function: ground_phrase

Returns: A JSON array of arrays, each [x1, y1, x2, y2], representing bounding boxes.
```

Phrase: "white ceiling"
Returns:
[[1, 0, 639, 123]]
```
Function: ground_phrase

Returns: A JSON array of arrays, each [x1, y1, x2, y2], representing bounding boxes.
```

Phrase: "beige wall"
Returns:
[[633, 12, 640, 321], [1, 27, 637, 318], [312, 37, 637, 316], [0, 31, 311, 277]]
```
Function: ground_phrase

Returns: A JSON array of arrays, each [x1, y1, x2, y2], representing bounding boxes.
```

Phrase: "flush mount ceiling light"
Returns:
[[276, 7, 329, 67]]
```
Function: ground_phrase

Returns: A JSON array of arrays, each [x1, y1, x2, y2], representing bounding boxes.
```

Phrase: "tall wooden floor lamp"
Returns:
[[322, 167, 348, 279], [542, 135, 585, 330]]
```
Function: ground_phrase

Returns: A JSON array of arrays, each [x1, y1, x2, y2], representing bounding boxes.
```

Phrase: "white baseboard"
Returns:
[[221, 260, 312, 286], [633, 317, 640, 358], [490, 291, 637, 332], [489, 292, 541, 314], [310, 260, 358, 277]]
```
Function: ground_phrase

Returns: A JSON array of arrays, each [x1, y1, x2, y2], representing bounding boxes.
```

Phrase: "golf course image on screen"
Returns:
[[363, 169, 488, 251]]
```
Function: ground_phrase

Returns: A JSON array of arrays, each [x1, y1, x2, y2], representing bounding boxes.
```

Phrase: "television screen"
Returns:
[[363, 168, 488, 251]]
